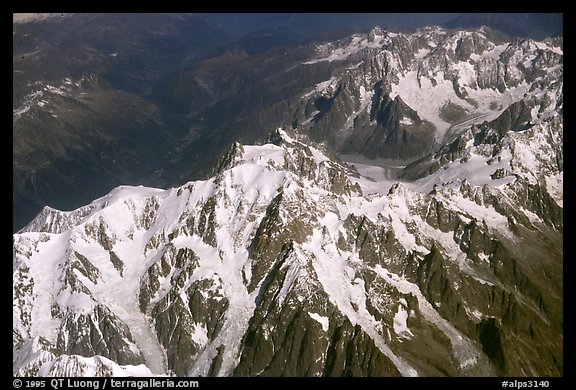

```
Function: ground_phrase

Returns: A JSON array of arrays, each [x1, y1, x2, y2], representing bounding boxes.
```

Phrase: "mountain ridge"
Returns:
[[14, 120, 562, 375], [13, 18, 563, 232], [13, 18, 562, 377]]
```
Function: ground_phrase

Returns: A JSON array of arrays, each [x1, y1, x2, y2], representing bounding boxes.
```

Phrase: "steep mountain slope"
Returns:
[[294, 26, 563, 159], [14, 115, 562, 376], [14, 18, 563, 235], [13, 19, 562, 377]]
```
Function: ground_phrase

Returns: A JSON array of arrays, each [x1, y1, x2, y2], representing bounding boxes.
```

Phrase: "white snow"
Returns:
[[341, 155, 405, 196], [470, 43, 509, 61], [165, 149, 294, 376], [77, 242, 169, 375], [414, 47, 431, 60], [13, 32, 561, 375], [440, 192, 509, 230], [390, 68, 531, 144], [510, 141, 541, 184], [43, 354, 155, 377], [339, 83, 375, 131], [390, 70, 454, 138], [358, 84, 374, 112], [242, 144, 286, 166], [408, 149, 515, 194], [521, 208, 544, 226], [464, 306, 484, 321], [305, 230, 419, 377], [382, 193, 429, 254], [320, 212, 344, 237], [301, 76, 340, 99], [13, 104, 32, 118], [276, 253, 302, 306], [276, 128, 296, 143], [308, 145, 329, 164], [477, 253, 490, 264], [545, 172, 563, 207], [393, 299, 413, 339], [14, 220, 170, 376], [25, 231, 72, 344], [45, 85, 67, 96], [13, 90, 44, 120], [307, 312, 329, 332], [191, 323, 209, 346], [56, 289, 97, 316], [534, 41, 563, 55], [304, 32, 389, 64]]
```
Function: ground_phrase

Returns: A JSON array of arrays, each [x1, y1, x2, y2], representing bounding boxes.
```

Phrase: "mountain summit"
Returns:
[[13, 20, 563, 233], [14, 118, 562, 376], [14, 22, 562, 377]]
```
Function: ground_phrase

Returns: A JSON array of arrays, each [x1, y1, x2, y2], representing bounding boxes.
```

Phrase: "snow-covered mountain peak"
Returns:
[[295, 25, 562, 165], [14, 24, 562, 378], [14, 113, 562, 376]]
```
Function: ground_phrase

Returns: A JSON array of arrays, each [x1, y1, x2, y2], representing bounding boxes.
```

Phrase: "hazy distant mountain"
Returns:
[[199, 13, 458, 40], [444, 13, 563, 40]]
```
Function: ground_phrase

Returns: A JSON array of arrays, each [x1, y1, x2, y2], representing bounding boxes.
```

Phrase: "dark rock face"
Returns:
[[490, 100, 533, 134], [301, 36, 440, 161], [55, 305, 145, 366], [362, 95, 436, 159]]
